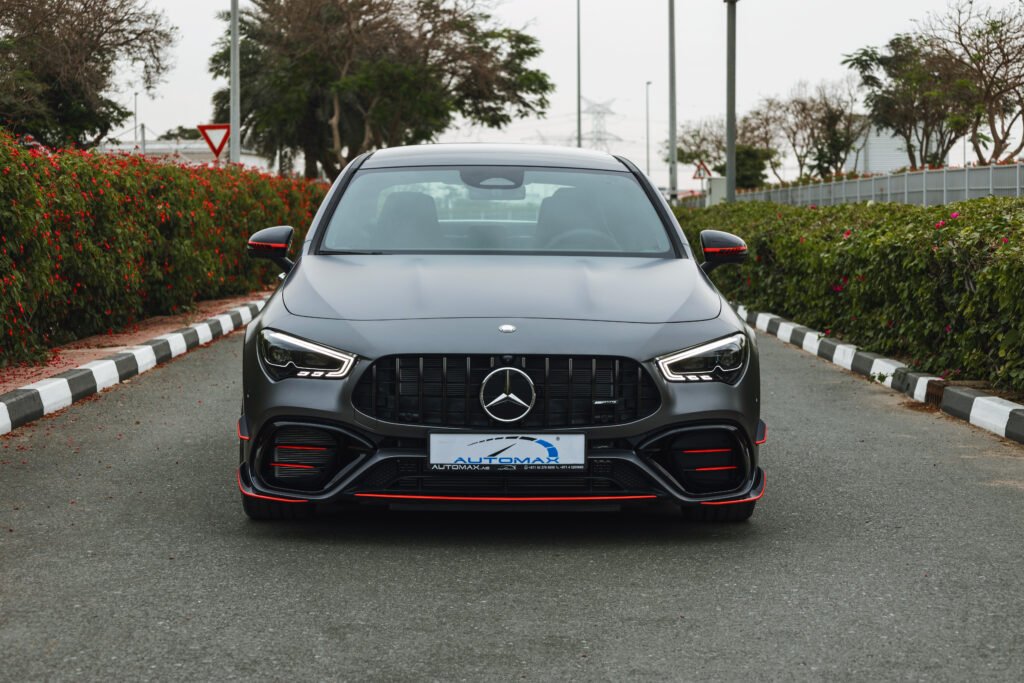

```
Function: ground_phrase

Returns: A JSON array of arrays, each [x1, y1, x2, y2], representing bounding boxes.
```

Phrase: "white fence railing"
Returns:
[[680, 163, 1024, 208]]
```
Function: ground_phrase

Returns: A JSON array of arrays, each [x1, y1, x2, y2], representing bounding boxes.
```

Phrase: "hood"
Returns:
[[281, 254, 722, 324]]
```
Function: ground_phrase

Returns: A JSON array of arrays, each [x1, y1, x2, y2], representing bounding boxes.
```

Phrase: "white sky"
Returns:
[[126, 0, 961, 189]]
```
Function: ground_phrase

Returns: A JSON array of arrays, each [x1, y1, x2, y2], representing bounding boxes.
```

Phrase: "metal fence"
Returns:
[[679, 163, 1024, 209]]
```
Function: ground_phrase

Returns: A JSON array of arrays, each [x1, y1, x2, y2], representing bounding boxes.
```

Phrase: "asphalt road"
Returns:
[[2, 331, 1023, 681]]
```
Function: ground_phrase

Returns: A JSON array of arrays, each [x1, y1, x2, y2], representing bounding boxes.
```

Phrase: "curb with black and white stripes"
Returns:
[[736, 304, 1024, 446], [0, 300, 266, 436]]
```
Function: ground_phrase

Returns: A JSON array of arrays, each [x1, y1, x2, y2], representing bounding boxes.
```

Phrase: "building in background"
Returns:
[[843, 129, 949, 175]]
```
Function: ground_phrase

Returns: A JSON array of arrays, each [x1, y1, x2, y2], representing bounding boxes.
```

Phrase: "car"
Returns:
[[237, 144, 765, 522]]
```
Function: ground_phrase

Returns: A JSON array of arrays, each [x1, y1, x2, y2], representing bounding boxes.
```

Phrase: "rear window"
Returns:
[[319, 166, 676, 256]]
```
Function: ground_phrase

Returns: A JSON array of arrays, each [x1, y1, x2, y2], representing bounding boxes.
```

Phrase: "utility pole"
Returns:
[[668, 0, 677, 200], [576, 0, 582, 148], [645, 81, 652, 176], [140, 123, 146, 155], [133, 92, 138, 148], [229, 0, 241, 164], [725, 0, 738, 202]]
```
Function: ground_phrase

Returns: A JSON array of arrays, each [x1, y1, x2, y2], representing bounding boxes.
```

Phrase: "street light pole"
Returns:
[[668, 0, 677, 200], [576, 0, 582, 148], [725, 0, 738, 202], [229, 0, 241, 164], [645, 81, 652, 176], [133, 92, 138, 148]]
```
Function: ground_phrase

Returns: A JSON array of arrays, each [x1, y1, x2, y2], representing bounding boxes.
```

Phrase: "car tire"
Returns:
[[680, 501, 755, 522], [241, 495, 313, 521]]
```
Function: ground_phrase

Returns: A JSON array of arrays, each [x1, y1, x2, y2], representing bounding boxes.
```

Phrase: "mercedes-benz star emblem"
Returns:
[[479, 367, 535, 422]]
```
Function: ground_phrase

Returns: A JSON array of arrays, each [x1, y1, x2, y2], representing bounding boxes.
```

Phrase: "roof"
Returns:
[[361, 143, 628, 171]]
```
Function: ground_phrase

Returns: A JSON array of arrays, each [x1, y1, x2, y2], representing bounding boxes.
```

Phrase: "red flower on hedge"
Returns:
[[935, 220, 945, 229], [842, 230, 852, 239]]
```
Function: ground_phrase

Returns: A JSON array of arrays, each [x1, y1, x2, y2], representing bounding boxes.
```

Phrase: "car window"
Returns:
[[319, 166, 676, 256]]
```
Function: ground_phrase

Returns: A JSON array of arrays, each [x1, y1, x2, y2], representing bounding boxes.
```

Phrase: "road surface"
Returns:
[[2, 332, 1023, 681]]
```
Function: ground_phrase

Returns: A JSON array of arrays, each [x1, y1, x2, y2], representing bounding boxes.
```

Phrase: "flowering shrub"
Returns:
[[675, 199, 1024, 392], [0, 129, 327, 365]]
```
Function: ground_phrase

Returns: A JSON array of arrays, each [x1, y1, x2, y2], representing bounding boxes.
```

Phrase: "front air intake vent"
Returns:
[[645, 427, 747, 495], [261, 424, 368, 492]]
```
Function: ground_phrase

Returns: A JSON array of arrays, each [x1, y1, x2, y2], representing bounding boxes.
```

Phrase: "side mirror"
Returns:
[[699, 229, 748, 274], [247, 225, 295, 273]]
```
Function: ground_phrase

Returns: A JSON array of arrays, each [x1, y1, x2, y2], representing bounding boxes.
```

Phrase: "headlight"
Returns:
[[258, 329, 357, 380], [656, 333, 747, 383]]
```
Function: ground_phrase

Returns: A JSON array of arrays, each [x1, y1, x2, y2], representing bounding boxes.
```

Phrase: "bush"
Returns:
[[675, 199, 1024, 392], [0, 129, 328, 366]]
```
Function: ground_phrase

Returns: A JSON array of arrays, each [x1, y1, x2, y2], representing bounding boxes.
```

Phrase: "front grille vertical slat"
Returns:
[[590, 358, 597, 425], [353, 354, 659, 428], [614, 359, 621, 423], [441, 357, 448, 425], [464, 356, 471, 428], [393, 357, 400, 420], [417, 357, 424, 424], [544, 357, 551, 428]]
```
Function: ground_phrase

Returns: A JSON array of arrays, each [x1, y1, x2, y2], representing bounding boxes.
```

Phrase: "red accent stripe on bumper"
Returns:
[[353, 493, 659, 503], [236, 471, 308, 504], [700, 472, 766, 506]]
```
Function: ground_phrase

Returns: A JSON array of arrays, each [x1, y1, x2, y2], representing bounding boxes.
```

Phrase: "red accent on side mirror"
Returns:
[[702, 246, 747, 254]]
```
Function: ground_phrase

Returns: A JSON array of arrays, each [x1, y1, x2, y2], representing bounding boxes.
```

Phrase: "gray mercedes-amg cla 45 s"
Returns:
[[237, 144, 766, 521]]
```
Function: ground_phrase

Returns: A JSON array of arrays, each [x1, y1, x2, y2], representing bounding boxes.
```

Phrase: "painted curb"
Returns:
[[0, 300, 266, 436], [734, 304, 1024, 447]]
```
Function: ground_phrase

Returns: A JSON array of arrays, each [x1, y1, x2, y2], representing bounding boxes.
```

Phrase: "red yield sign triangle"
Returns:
[[693, 160, 713, 180], [197, 124, 231, 161]]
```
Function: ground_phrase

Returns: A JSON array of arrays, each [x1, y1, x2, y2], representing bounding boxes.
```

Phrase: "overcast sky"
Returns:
[[128, 0, 962, 189]]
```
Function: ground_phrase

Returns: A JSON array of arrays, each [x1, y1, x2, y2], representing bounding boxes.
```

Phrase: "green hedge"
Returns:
[[1, 130, 328, 366], [674, 199, 1024, 392]]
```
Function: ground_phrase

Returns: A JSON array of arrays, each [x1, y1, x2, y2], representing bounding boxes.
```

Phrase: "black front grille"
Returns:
[[352, 355, 661, 428]]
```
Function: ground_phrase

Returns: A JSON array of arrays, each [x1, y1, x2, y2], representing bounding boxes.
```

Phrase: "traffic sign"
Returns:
[[693, 160, 713, 180], [197, 124, 231, 163]]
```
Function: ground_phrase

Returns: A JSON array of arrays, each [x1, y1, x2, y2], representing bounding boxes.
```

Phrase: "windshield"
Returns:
[[319, 166, 676, 256]]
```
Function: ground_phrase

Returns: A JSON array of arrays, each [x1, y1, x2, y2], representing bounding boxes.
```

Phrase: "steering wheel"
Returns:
[[545, 229, 621, 251]]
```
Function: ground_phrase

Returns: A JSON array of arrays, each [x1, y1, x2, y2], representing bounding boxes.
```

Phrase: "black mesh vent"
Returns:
[[351, 458, 656, 495], [352, 355, 661, 428]]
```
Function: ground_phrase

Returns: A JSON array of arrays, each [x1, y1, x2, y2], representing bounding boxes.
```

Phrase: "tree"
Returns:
[[845, 34, 977, 169], [740, 98, 785, 182], [921, 1, 1024, 165], [158, 126, 202, 141], [712, 144, 772, 189], [670, 111, 780, 186], [808, 78, 870, 178], [668, 118, 726, 168], [0, 0, 177, 148], [210, 0, 553, 179], [778, 83, 817, 179]]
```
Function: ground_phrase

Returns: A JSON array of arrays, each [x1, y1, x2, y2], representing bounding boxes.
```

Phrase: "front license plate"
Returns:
[[428, 433, 585, 471]]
